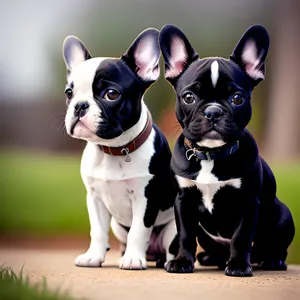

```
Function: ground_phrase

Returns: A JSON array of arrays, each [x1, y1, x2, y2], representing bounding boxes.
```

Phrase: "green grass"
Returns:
[[0, 150, 88, 236], [0, 150, 299, 263], [0, 266, 80, 300], [272, 164, 300, 264]]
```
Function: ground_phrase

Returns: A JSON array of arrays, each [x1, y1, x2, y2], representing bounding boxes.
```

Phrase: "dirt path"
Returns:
[[1, 247, 300, 300]]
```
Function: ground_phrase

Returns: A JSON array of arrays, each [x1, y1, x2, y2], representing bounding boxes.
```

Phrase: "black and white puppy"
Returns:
[[159, 25, 295, 276], [62, 28, 178, 270]]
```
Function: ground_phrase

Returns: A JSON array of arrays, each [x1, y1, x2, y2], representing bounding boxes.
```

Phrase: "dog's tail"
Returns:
[[197, 222, 231, 267], [198, 222, 231, 246]]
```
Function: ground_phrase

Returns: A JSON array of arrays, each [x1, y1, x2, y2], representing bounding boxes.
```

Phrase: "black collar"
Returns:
[[184, 138, 239, 161]]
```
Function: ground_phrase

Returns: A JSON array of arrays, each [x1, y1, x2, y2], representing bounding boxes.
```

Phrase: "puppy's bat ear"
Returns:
[[62, 36, 92, 72], [122, 28, 160, 85], [230, 25, 270, 87], [159, 25, 199, 85]]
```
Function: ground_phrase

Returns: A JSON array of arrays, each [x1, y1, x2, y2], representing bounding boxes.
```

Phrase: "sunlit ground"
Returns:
[[1, 150, 299, 263]]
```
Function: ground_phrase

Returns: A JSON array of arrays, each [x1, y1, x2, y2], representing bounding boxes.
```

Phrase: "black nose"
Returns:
[[74, 102, 89, 117], [203, 106, 223, 122]]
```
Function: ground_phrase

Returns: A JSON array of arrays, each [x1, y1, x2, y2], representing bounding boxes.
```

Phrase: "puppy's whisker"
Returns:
[[45, 113, 66, 126], [54, 118, 66, 130], [58, 121, 66, 133]]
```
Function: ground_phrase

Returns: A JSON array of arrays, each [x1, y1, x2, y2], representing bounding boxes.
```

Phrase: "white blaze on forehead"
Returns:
[[210, 60, 219, 88], [241, 40, 264, 80], [165, 38, 187, 78]]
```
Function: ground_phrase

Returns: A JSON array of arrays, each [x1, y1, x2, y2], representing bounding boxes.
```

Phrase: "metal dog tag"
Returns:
[[121, 148, 131, 162]]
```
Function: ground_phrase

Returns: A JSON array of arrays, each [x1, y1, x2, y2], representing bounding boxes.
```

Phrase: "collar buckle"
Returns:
[[184, 137, 239, 161]]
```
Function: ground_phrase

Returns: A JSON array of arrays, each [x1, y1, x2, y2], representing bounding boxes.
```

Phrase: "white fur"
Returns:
[[197, 139, 226, 148], [241, 40, 264, 80], [64, 49, 176, 269], [74, 191, 111, 267], [134, 37, 160, 81], [210, 60, 219, 88], [176, 160, 241, 214], [111, 216, 176, 269], [161, 219, 177, 266], [79, 127, 175, 269], [70, 101, 175, 269], [165, 38, 187, 78], [65, 58, 105, 142], [64, 57, 152, 147]]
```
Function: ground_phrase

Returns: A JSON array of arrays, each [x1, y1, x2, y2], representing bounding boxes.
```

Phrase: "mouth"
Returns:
[[70, 118, 79, 135], [203, 130, 222, 138], [202, 125, 223, 140], [70, 117, 94, 135]]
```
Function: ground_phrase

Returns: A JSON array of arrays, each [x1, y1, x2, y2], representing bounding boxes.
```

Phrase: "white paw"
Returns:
[[119, 254, 147, 270], [74, 251, 104, 267]]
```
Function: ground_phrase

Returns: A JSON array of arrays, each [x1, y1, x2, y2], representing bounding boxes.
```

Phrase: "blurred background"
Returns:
[[0, 0, 299, 263]]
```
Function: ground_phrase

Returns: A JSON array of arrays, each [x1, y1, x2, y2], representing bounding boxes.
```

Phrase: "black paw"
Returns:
[[261, 260, 287, 271], [165, 257, 194, 273], [225, 260, 253, 277]]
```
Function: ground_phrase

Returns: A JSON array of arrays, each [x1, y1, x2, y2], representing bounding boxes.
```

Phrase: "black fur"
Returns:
[[144, 123, 178, 228], [92, 58, 144, 139], [160, 24, 295, 277]]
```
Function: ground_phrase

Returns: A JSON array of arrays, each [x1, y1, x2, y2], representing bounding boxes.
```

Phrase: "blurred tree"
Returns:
[[264, 0, 300, 160]]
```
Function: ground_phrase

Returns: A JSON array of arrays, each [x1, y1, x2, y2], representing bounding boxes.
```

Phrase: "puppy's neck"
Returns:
[[95, 100, 149, 148]]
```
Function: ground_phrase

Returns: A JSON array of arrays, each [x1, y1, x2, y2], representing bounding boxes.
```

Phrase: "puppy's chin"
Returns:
[[196, 130, 226, 148], [71, 121, 103, 143], [197, 139, 226, 149], [70, 121, 124, 144]]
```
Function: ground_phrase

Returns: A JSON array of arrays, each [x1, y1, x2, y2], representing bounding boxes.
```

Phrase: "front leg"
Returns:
[[119, 191, 153, 270], [225, 198, 259, 277], [165, 188, 198, 273], [75, 188, 111, 267]]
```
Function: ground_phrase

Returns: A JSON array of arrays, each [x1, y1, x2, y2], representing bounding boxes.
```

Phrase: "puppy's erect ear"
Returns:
[[122, 28, 160, 83], [62, 36, 92, 72], [159, 25, 199, 84], [230, 25, 270, 86]]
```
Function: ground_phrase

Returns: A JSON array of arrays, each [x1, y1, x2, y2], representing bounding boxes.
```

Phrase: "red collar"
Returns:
[[99, 112, 153, 161]]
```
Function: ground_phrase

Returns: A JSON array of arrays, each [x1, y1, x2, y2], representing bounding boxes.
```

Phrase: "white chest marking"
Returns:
[[80, 129, 174, 227], [176, 160, 241, 214], [210, 60, 219, 88]]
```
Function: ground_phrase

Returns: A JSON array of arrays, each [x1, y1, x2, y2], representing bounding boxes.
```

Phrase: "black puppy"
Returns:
[[159, 24, 295, 277]]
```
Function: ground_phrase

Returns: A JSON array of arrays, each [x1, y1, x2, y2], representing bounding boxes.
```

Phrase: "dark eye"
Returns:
[[104, 89, 120, 101], [232, 93, 244, 105], [182, 92, 195, 104], [65, 88, 73, 100]]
